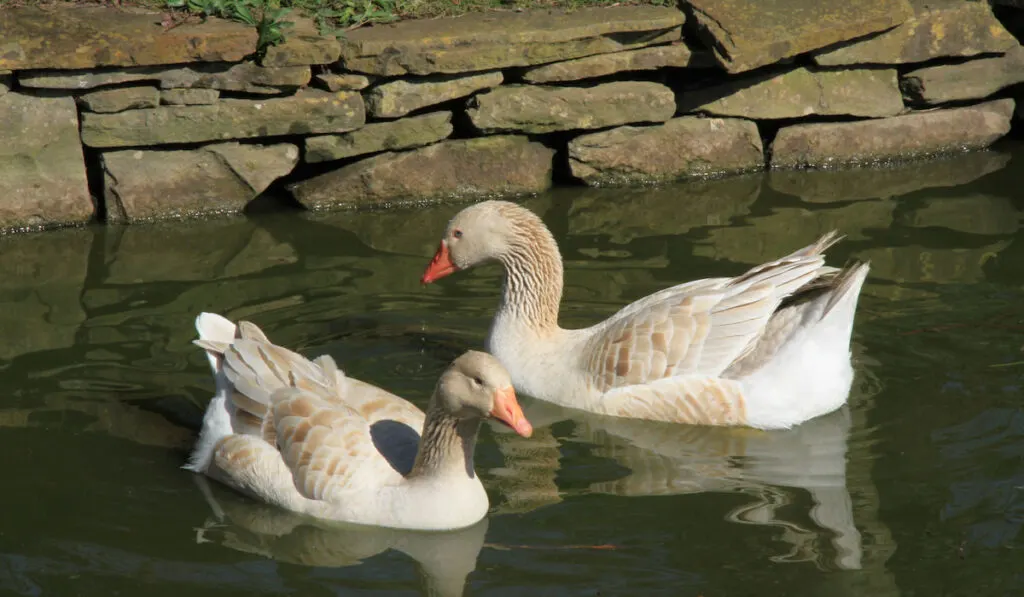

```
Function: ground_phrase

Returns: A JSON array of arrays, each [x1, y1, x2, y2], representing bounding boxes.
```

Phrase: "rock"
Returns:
[[0, 71, 10, 95], [898, 194, 1019, 236], [900, 48, 1024, 106], [679, 67, 904, 119], [768, 150, 1010, 203], [0, 6, 256, 70], [0, 228, 90, 362], [568, 116, 763, 185], [339, 6, 685, 75], [305, 112, 454, 162], [521, 43, 696, 83], [19, 62, 310, 95], [289, 136, 554, 209], [815, 0, 1017, 66], [161, 88, 220, 105], [260, 18, 341, 67], [567, 173, 763, 243], [686, 0, 913, 73], [101, 142, 299, 222], [79, 86, 159, 113], [0, 93, 92, 231], [367, 71, 503, 118], [770, 99, 1014, 168], [315, 73, 372, 91], [81, 89, 365, 148], [468, 82, 675, 134]]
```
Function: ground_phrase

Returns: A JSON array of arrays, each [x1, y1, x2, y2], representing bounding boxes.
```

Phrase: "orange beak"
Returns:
[[490, 386, 533, 438], [421, 241, 459, 284]]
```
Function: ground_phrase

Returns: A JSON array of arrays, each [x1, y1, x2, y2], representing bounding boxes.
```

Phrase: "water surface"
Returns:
[[1, 147, 1023, 596]]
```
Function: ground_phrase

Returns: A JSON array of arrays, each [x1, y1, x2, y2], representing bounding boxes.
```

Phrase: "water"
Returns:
[[1, 146, 1023, 597]]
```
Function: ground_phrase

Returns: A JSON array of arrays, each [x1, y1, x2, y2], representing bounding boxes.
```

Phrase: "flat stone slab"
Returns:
[[815, 0, 1017, 66], [315, 73, 372, 92], [260, 17, 341, 67], [900, 47, 1024, 106], [305, 112, 454, 162], [19, 62, 309, 95], [680, 67, 904, 119], [770, 99, 1014, 168], [290, 135, 554, 209], [102, 143, 299, 222], [568, 116, 764, 185], [468, 81, 675, 134], [768, 150, 1010, 202], [81, 89, 364, 148], [161, 88, 220, 105], [0, 6, 256, 70], [79, 86, 160, 113], [686, 0, 913, 73], [339, 6, 684, 75], [522, 43, 696, 83], [0, 93, 92, 231], [367, 71, 503, 118]]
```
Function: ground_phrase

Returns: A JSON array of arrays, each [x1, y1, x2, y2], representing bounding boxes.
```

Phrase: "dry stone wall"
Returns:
[[1, 0, 1023, 232]]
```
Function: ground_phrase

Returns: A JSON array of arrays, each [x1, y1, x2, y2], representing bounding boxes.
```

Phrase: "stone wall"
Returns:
[[2, 0, 1024, 232]]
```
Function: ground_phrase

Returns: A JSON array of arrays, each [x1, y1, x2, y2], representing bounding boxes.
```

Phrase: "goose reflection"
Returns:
[[489, 398, 863, 571], [191, 476, 488, 597]]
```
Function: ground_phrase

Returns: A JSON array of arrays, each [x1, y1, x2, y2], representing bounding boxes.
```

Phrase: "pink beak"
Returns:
[[490, 386, 533, 438]]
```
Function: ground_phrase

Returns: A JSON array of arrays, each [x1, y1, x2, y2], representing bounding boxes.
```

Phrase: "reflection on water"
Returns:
[[1, 147, 1023, 595]]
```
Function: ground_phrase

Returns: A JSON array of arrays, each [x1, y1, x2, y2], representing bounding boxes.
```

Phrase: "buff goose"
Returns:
[[185, 312, 533, 531], [420, 200, 870, 430]]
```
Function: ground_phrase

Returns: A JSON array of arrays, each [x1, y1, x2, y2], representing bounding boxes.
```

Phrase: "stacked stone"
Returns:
[[1, 0, 1022, 230]]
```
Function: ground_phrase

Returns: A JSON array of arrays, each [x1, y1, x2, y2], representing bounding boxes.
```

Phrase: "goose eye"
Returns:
[[472, 376, 483, 385], [453, 229, 463, 239]]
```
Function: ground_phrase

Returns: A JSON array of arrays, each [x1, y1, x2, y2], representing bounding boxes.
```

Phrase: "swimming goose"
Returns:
[[185, 312, 533, 531], [420, 200, 870, 430]]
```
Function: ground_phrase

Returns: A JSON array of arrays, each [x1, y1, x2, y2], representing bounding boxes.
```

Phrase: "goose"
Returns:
[[420, 200, 870, 430], [185, 312, 533, 531]]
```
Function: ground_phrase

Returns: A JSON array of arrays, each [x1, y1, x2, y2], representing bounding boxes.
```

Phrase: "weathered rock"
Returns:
[[81, 89, 365, 148], [0, 6, 256, 70], [0, 93, 92, 231], [79, 86, 159, 113], [568, 117, 763, 185], [768, 150, 1010, 203], [815, 0, 1017, 66], [260, 18, 341, 67], [680, 67, 904, 119], [367, 71, 502, 118], [161, 88, 220, 105], [900, 48, 1024, 106], [102, 142, 299, 222], [0, 71, 10, 95], [770, 99, 1014, 168], [315, 73, 372, 91], [899, 194, 1019, 236], [522, 43, 696, 83], [686, 0, 913, 73], [19, 62, 310, 95], [305, 112, 454, 162], [339, 6, 685, 75], [290, 136, 554, 208], [468, 82, 675, 134], [567, 173, 763, 243]]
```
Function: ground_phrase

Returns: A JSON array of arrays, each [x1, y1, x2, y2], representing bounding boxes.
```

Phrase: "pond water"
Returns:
[[1, 146, 1023, 597]]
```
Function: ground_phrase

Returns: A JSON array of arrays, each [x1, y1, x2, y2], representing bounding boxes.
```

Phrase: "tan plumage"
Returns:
[[422, 200, 870, 430], [186, 313, 532, 531]]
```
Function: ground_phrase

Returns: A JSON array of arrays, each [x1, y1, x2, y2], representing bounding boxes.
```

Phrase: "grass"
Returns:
[[3, 0, 673, 55]]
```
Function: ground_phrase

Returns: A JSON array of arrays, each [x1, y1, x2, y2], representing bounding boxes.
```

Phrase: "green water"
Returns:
[[1, 147, 1023, 597]]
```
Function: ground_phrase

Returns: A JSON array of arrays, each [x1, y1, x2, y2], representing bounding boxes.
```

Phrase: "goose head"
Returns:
[[421, 200, 543, 283], [436, 350, 533, 438]]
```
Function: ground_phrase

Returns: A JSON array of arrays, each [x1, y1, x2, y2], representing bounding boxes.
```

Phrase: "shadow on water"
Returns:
[[0, 148, 1023, 595]]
